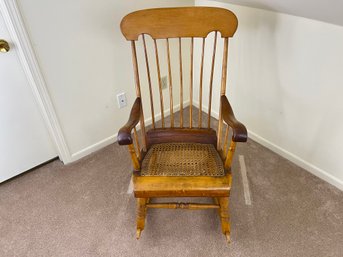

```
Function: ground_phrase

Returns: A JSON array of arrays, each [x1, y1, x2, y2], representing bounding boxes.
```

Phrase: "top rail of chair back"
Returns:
[[120, 7, 238, 40]]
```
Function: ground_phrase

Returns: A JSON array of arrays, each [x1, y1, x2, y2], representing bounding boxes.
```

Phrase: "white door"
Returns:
[[0, 10, 57, 182]]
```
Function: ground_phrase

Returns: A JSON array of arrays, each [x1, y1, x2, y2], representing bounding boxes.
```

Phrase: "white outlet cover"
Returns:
[[117, 93, 127, 108], [161, 76, 168, 89]]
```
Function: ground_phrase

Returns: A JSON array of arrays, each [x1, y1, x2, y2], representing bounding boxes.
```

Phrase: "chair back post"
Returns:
[[217, 38, 229, 150], [207, 31, 218, 128], [131, 41, 147, 151]]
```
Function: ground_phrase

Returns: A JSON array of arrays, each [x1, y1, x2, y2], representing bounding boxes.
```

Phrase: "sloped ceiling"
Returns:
[[214, 0, 343, 26]]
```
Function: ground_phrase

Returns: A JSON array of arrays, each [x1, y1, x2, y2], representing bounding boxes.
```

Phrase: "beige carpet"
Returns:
[[1, 110, 342, 257]]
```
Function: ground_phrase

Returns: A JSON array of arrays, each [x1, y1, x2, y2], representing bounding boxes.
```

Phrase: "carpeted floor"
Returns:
[[1, 110, 342, 257]]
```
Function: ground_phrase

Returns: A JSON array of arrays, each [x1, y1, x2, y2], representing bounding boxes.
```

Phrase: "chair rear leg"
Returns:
[[218, 197, 231, 243], [136, 198, 148, 239]]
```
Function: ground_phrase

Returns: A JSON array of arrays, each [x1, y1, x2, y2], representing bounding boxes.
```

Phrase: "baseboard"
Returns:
[[70, 134, 118, 162], [69, 100, 190, 162], [248, 131, 343, 191]]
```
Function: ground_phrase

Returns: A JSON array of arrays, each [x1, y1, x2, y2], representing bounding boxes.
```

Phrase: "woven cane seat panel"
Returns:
[[141, 143, 224, 176]]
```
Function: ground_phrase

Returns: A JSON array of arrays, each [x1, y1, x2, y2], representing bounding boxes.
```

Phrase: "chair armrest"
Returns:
[[221, 95, 247, 142], [118, 97, 142, 145]]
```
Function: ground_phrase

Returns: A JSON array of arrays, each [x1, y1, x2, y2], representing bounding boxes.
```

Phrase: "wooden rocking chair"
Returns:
[[118, 7, 247, 243]]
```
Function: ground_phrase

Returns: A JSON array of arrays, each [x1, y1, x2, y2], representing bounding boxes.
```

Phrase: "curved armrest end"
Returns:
[[118, 129, 133, 145], [221, 95, 248, 142], [232, 121, 248, 142], [117, 97, 141, 145]]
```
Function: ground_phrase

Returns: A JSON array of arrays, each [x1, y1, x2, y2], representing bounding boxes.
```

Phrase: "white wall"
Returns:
[[17, 0, 193, 161], [15, 0, 343, 189], [195, 0, 343, 189]]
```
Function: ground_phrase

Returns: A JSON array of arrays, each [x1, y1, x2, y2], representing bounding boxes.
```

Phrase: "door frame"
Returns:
[[0, 0, 71, 163]]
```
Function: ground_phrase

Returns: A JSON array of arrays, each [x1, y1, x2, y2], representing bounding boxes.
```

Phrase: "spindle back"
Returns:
[[120, 7, 238, 150]]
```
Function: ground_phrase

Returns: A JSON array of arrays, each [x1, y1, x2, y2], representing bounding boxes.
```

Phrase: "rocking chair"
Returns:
[[118, 7, 247, 243]]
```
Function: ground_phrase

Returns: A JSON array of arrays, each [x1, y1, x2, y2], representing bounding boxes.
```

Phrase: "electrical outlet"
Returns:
[[117, 92, 127, 108], [161, 75, 168, 89]]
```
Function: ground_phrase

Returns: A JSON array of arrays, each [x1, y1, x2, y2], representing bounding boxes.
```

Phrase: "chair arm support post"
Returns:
[[221, 95, 247, 142], [224, 140, 236, 169], [128, 144, 141, 170], [118, 97, 142, 145]]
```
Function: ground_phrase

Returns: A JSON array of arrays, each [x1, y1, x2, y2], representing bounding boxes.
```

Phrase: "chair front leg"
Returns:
[[136, 198, 148, 239], [218, 197, 231, 243]]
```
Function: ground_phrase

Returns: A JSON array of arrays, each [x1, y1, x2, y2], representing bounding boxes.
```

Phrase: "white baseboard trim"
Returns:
[[248, 131, 343, 191], [70, 134, 118, 162], [69, 100, 190, 162]]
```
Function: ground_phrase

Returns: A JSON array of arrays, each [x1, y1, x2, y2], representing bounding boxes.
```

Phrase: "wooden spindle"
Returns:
[[142, 34, 155, 129], [154, 39, 165, 128], [198, 38, 205, 128], [217, 38, 229, 150], [179, 38, 183, 128], [222, 124, 229, 157], [166, 38, 174, 127], [133, 127, 141, 160], [131, 41, 146, 150], [190, 37, 194, 128], [208, 31, 217, 128]]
